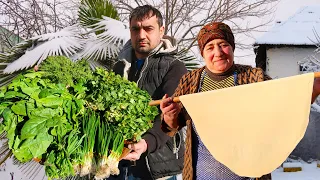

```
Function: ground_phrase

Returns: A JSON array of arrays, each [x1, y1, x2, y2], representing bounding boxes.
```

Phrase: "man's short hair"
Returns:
[[129, 5, 163, 27]]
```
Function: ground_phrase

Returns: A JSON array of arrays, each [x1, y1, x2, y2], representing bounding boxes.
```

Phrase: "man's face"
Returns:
[[130, 14, 164, 59], [202, 38, 234, 73]]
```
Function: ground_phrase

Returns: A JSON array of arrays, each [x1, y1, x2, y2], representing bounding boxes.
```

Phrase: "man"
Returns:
[[112, 5, 188, 180]]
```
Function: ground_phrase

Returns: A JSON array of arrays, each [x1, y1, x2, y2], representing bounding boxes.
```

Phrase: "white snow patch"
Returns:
[[272, 161, 320, 180], [282, 162, 303, 168], [255, 6, 320, 46]]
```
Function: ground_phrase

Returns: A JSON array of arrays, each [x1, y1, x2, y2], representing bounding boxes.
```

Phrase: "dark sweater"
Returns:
[[112, 38, 188, 179]]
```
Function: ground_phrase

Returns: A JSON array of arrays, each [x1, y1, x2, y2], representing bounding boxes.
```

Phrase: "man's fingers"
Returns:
[[122, 152, 140, 161], [128, 143, 134, 150], [123, 142, 144, 161]]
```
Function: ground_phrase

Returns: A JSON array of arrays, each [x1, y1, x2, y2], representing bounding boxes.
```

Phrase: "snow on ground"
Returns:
[[0, 152, 320, 180], [272, 161, 320, 180], [0, 161, 319, 179]]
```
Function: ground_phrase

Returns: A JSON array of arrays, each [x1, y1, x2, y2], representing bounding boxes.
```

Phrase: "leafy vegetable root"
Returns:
[[94, 163, 110, 179], [73, 164, 81, 175], [107, 156, 120, 176], [80, 153, 95, 177]]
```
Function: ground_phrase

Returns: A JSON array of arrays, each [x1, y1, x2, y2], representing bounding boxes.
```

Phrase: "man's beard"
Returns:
[[135, 46, 151, 55]]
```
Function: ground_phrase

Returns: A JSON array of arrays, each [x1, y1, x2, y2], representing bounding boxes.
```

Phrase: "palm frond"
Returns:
[[0, 139, 12, 166], [2, 40, 33, 63], [3, 25, 84, 74], [78, 16, 130, 61], [0, 132, 6, 140], [79, 0, 119, 28], [13, 158, 46, 180], [78, 35, 120, 61], [0, 73, 19, 87], [0, 53, 8, 71], [65, 175, 91, 180], [86, 58, 116, 70], [0, 52, 26, 87], [0, 41, 36, 87], [175, 48, 200, 70]]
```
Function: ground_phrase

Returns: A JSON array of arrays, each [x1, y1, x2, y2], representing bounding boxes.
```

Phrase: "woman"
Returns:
[[160, 22, 320, 180]]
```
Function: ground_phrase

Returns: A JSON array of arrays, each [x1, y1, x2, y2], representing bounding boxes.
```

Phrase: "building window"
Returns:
[[299, 64, 307, 72]]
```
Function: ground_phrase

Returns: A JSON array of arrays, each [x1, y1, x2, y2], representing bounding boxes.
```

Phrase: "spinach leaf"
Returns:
[[12, 139, 33, 162], [13, 131, 53, 162], [37, 95, 63, 108], [29, 131, 53, 158], [4, 91, 27, 99], [23, 72, 45, 79], [20, 116, 47, 140], [29, 108, 60, 119], [49, 116, 72, 139], [11, 100, 27, 116]]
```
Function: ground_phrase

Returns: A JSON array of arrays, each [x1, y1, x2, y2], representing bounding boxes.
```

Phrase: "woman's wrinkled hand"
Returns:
[[312, 78, 320, 103], [160, 94, 180, 128]]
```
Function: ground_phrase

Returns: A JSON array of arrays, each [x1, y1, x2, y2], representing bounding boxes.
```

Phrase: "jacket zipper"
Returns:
[[145, 156, 155, 180], [137, 56, 149, 87]]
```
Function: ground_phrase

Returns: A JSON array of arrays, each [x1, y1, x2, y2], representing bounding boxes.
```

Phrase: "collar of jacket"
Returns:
[[117, 36, 178, 80]]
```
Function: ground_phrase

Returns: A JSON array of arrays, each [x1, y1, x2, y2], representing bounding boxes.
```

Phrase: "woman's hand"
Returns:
[[160, 94, 181, 128], [312, 78, 320, 103]]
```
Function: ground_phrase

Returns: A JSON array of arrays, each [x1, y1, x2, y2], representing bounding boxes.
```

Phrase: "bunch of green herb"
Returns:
[[86, 68, 158, 141], [84, 68, 158, 178], [40, 56, 93, 86]]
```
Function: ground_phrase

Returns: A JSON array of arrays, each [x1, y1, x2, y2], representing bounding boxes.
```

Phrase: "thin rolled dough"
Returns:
[[179, 73, 314, 177]]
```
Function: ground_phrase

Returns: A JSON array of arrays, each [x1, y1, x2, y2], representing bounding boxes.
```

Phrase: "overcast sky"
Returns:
[[234, 0, 320, 67]]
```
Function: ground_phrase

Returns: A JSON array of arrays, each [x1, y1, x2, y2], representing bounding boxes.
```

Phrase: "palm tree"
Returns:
[[0, 0, 198, 87]]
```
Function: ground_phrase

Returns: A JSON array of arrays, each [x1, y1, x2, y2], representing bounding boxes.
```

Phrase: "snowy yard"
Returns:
[[0, 159, 320, 180], [272, 161, 320, 180], [0, 158, 320, 179]]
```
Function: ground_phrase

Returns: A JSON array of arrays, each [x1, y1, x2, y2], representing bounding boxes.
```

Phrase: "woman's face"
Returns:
[[202, 38, 234, 73]]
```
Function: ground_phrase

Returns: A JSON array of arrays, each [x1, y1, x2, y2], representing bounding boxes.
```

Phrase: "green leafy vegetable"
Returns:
[[40, 56, 93, 86], [0, 56, 159, 179]]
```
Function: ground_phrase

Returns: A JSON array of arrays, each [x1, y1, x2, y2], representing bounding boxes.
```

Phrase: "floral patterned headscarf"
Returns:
[[197, 22, 235, 55]]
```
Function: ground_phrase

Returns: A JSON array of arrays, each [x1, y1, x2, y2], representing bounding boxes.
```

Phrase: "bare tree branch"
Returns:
[[114, 0, 279, 52], [0, 0, 79, 39]]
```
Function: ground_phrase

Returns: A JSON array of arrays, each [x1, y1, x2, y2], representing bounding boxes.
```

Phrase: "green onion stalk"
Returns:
[[80, 110, 99, 177], [44, 129, 85, 179], [65, 129, 85, 175], [94, 121, 112, 179], [107, 130, 124, 176]]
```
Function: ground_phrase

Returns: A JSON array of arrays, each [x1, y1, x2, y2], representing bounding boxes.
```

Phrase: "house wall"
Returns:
[[266, 47, 315, 79]]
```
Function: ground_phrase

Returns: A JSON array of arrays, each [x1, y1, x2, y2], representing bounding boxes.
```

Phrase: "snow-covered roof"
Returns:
[[255, 6, 320, 46]]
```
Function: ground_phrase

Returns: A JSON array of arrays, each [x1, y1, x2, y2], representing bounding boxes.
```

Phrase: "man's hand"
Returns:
[[122, 139, 148, 161], [160, 94, 181, 128], [34, 65, 39, 72]]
